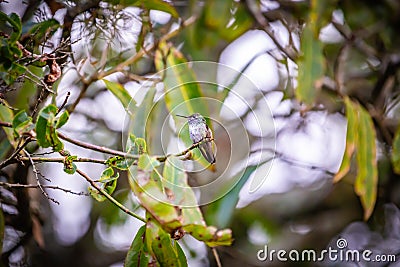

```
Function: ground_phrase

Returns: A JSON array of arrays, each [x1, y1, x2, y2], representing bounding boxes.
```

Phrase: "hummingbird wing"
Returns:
[[198, 124, 215, 164]]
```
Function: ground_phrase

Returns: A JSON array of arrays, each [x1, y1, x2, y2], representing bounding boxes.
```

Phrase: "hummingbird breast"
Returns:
[[189, 122, 207, 143]]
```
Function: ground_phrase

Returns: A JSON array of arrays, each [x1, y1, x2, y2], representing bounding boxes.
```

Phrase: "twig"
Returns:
[[67, 16, 197, 114], [57, 131, 136, 158], [331, 20, 378, 59], [212, 247, 222, 267], [4, 156, 107, 167], [96, 15, 197, 80], [0, 137, 32, 170], [0, 181, 88, 196], [76, 169, 146, 222], [157, 137, 215, 162], [24, 149, 60, 204], [245, 0, 297, 62], [0, 121, 12, 127], [56, 91, 71, 115], [251, 147, 335, 176]]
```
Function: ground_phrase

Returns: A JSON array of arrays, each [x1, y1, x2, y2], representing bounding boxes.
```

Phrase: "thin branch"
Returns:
[[96, 15, 197, 80], [76, 169, 146, 222], [331, 20, 379, 59], [67, 16, 197, 114], [157, 137, 215, 162], [0, 181, 88, 196], [245, 0, 297, 62], [252, 147, 335, 176], [212, 247, 222, 267], [24, 149, 60, 204], [57, 91, 71, 115], [0, 137, 32, 170], [57, 131, 135, 158], [0, 121, 12, 127], [7, 156, 107, 166]]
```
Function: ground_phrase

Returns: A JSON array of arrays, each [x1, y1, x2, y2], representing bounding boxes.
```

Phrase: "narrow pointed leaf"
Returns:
[[124, 225, 149, 267], [354, 104, 377, 220], [334, 97, 358, 182], [55, 111, 69, 129], [296, 26, 324, 106], [103, 79, 132, 109], [0, 102, 15, 146]]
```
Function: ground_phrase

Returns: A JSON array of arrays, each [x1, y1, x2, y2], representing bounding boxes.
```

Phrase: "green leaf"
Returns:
[[100, 167, 115, 181], [0, 102, 15, 146], [334, 97, 358, 182], [129, 166, 181, 232], [35, 104, 58, 148], [88, 187, 107, 202], [128, 86, 156, 139], [126, 134, 147, 155], [99, 167, 119, 196], [142, 0, 178, 18], [138, 154, 160, 172], [63, 155, 77, 174], [0, 12, 22, 42], [106, 156, 133, 170], [182, 224, 233, 247], [28, 19, 60, 45], [12, 110, 30, 129], [0, 138, 12, 161], [207, 165, 257, 228], [176, 241, 188, 267], [354, 103, 377, 220], [103, 79, 132, 109], [163, 157, 204, 225], [124, 225, 149, 267], [295, 26, 325, 106], [392, 126, 400, 174], [152, 231, 187, 267], [154, 42, 213, 169], [35, 104, 64, 151], [55, 111, 69, 129], [12, 110, 33, 138]]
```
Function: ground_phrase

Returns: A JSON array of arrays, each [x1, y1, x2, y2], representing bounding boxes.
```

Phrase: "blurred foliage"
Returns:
[[0, 0, 400, 267]]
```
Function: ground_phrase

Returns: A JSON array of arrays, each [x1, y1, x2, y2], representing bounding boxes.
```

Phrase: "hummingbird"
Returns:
[[176, 113, 216, 164]]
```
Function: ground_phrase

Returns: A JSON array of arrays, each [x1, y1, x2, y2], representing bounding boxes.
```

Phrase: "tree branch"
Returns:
[[57, 131, 136, 158], [76, 169, 146, 222], [0, 181, 88, 196]]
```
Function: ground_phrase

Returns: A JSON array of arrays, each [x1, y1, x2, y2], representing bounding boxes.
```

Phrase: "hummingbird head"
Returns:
[[176, 113, 205, 124]]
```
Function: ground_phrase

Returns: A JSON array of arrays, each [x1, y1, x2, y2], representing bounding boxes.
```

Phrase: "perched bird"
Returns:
[[176, 113, 215, 164]]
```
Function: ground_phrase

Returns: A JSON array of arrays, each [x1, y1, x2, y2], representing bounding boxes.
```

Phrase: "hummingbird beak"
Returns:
[[176, 114, 188, 118]]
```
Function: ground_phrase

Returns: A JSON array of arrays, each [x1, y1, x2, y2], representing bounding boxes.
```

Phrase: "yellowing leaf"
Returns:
[[354, 104, 377, 220], [334, 97, 358, 182], [103, 79, 132, 109], [334, 97, 378, 220]]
